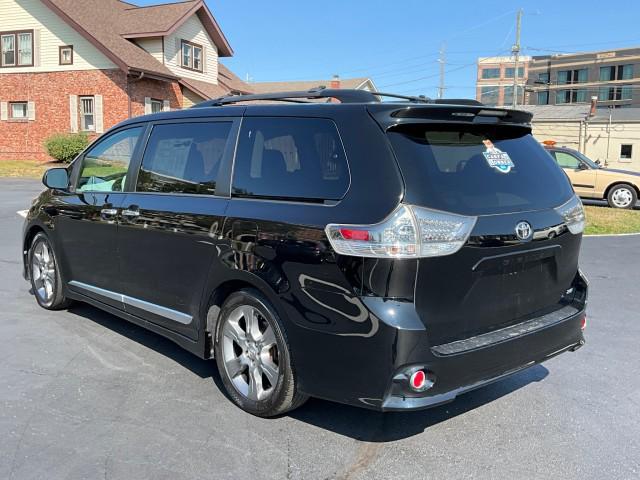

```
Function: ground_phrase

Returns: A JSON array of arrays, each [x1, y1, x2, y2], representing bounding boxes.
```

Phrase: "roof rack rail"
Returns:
[[192, 88, 433, 108]]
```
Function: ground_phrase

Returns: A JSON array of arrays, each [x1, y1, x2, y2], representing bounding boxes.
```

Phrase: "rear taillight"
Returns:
[[555, 195, 585, 234], [325, 204, 477, 259]]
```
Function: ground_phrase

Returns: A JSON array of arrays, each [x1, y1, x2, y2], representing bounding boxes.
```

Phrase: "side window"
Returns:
[[554, 151, 581, 169], [77, 127, 143, 192], [137, 122, 232, 195], [232, 117, 350, 202]]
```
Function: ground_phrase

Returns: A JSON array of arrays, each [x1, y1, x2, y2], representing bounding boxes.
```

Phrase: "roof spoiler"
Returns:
[[368, 103, 533, 129]]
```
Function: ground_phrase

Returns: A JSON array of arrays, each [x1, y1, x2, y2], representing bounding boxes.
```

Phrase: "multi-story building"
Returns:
[[0, 0, 252, 161], [476, 55, 531, 107], [525, 47, 640, 108]]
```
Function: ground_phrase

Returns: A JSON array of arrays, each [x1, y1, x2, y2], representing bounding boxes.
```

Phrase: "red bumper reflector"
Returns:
[[409, 370, 426, 390], [580, 315, 587, 330]]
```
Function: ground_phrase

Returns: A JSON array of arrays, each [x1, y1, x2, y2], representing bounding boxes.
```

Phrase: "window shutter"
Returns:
[[95, 95, 103, 133], [33, 30, 41, 67], [163, 100, 170, 112], [144, 97, 151, 115], [27, 101, 35, 121], [202, 45, 207, 74], [175, 38, 181, 64], [69, 95, 78, 132], [0, 102, 7, 121]]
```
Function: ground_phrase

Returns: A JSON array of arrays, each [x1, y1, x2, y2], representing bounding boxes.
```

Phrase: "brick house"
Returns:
[[0, 0, 251, 160]]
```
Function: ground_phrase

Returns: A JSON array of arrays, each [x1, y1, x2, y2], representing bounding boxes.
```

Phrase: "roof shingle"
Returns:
[[42, 0, 233, 80]]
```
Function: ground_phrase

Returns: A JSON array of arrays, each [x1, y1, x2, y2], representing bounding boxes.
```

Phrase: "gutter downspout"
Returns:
[[127, 72, 145, 118], [578, 120, 583, 154]]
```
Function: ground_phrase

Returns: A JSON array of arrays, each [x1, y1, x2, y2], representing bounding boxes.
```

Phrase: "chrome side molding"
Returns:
[[68, 280, 192, 325]]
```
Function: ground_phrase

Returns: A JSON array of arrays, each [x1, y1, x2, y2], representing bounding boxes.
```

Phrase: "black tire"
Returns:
[[607, 184, 637, 209], [28, 232, 72, 310], [213, 289, 308, 417]]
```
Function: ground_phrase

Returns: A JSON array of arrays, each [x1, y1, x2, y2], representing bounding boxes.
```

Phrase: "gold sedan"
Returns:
[[545, 146, 639, 209]]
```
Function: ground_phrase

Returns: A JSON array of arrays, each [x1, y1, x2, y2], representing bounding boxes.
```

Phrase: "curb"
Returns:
[[584, 232, 640, 238]]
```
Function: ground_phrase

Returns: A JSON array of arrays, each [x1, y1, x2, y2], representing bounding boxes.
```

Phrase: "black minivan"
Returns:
[[23, 89, 587, 417]]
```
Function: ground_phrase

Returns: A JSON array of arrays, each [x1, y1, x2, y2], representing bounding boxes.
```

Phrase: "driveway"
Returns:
[[1, 178, 638, 480]]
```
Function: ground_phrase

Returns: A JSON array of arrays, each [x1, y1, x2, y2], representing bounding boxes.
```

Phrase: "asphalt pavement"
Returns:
[[1, 178, 639, 479]]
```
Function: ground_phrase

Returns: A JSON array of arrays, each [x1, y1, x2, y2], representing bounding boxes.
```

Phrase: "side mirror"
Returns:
[[43, 168, 70, 190], [577, 162, 589, 170], [595, 159, 602, 166]]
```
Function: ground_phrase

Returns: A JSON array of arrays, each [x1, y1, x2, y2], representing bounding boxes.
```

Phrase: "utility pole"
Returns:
[[438, 43, 446, 100], [512, 9, 523, 108]]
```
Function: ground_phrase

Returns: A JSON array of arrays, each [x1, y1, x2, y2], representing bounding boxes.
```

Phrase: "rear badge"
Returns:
[[482, 139, 515, 173], [515, 221, 533, 241]]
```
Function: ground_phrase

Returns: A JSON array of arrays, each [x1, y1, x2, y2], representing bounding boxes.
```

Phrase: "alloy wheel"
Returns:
[[221, 305, 280, 401], [31, 240, 56, 305]]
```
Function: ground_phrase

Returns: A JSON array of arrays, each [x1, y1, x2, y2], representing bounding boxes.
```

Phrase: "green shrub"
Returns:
[[44, 132, 90, 163]]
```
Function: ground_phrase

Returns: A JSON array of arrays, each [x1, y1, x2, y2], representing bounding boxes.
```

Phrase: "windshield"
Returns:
[[387, 124, 575, 216]]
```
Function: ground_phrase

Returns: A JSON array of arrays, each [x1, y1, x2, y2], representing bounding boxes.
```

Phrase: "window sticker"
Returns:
[[482, 139, 515, 173]]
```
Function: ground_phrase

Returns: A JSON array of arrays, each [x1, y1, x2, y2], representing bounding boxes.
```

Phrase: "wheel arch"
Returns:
[[604, 181, 640, 200], [200, 274, 287, 358], [22, 225, 46, 279]]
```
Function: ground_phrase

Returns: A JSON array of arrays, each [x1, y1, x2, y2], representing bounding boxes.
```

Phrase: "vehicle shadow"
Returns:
[[67, 302, 549, 442], [67, 303, 224, 390], [290, 365, 548, 442]]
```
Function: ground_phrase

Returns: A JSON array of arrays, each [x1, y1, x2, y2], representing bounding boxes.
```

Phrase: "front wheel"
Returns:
[[28, 232, 72, 310], [607, 184, 637, 209], [213, 289, 308, 417]]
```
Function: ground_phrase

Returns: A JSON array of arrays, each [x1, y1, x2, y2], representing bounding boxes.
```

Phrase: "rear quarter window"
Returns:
[[232, 117, 350, 202], [387, 124, 574, 215]]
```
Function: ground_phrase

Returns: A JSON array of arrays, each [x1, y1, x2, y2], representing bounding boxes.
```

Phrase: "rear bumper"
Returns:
[[380, 309, 585, 411], [289, 269, 587, 412]]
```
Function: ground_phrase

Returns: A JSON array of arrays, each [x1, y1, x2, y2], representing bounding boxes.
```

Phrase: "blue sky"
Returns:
[[137, 0, 640, 99]]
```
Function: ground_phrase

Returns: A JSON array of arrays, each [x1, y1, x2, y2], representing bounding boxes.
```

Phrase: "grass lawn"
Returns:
[[584, 205, 640, 235], [0, 160, 55, 179]]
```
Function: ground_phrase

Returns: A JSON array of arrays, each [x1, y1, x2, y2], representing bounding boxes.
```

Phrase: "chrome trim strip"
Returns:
[[123, 295, 192, 325], [68, 281, 192, 325], [69, 281, 123, 303]]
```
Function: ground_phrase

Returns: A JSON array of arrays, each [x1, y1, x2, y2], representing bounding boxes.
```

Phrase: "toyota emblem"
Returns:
[[515, 221, 532, 241]]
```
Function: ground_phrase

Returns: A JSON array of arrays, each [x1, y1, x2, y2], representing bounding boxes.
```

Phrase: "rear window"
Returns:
[[387, 124, 574, 215], [232, 117, 349, 202]]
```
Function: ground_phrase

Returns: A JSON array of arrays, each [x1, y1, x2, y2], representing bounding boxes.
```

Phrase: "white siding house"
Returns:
[[0, 0, 116, 72]]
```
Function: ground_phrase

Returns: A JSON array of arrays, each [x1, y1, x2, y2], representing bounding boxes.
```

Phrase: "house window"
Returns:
[[10, 102, 28, 119], [0, 30, 33, 67], [620, 144, 633, 160], [480, 86, 499, 106], [151, 99, 163, 114], [599, 85, 633, 101], [557, 69, 587, 84], [600, 64, 634, 81], [481, 68, 500, 79], [504, 67, 524, 78], [503, 85, 524, 105], [79, 96, 95, 131], [537, 91, 549, 105], [537, 72, 550, 84], [181, 40, 203, 72], [59, 45, 73, 65], [556, 89, 587, 104]]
